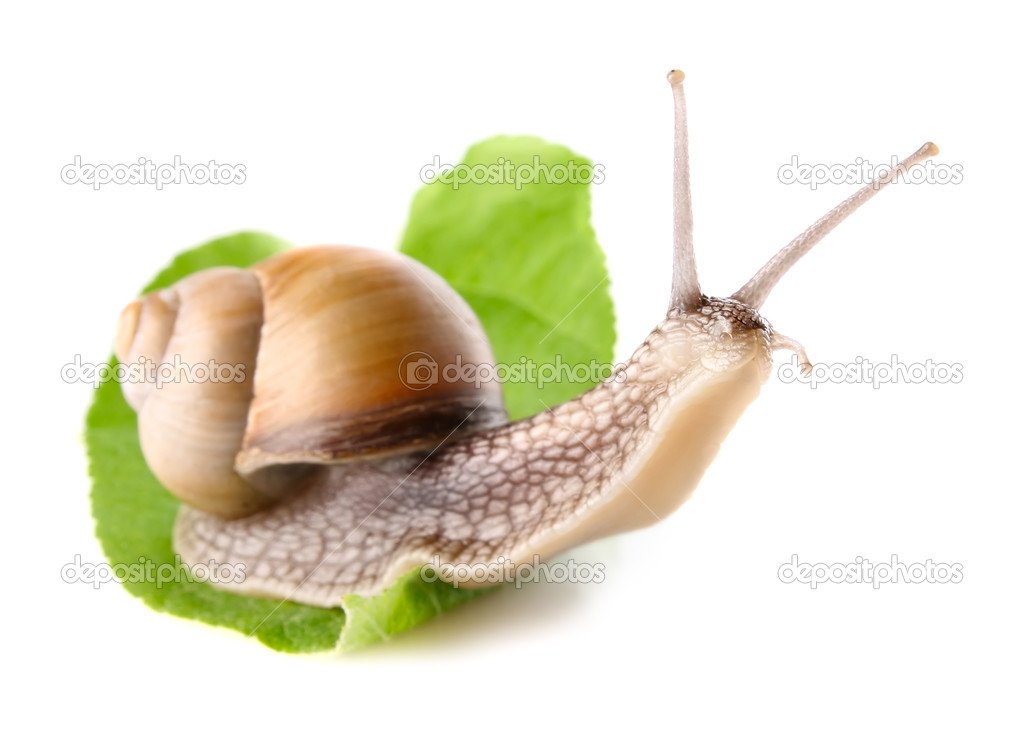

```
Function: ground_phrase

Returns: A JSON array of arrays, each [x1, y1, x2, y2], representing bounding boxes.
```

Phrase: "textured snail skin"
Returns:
[[174, 299, 774, 606]]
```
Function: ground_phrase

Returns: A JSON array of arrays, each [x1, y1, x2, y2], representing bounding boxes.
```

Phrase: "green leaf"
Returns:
[[86, 136, 616, 652], [339, 570, 490, 651], [400, 135, 615, 419]]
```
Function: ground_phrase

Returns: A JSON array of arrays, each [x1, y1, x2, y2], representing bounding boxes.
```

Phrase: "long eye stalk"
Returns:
[[667, 70, 703, 313], [732, 141, 939, 310]]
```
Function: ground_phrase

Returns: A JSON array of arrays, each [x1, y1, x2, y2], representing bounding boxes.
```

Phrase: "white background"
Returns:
[[3, 1, 1021, 743]]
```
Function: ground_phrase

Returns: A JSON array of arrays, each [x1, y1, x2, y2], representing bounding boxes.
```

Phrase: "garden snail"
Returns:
[[114, 71, 937, 606]]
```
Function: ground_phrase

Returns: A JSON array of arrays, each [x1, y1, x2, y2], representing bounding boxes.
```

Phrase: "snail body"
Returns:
[[116, 72, 938, 606], [175, 298, 772, 603]]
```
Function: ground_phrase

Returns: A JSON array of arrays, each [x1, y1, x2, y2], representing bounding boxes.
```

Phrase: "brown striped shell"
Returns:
[[114, 245, 507, 519]]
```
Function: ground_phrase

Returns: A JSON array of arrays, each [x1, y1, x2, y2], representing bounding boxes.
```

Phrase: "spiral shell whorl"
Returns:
[[114, 246, 509, 519]]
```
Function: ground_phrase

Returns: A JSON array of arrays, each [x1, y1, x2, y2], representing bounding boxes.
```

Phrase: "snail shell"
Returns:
[[115, 245, 507, 519]]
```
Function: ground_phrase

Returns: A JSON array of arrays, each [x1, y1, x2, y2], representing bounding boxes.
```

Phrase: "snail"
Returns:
[[114, 71, 937, 607]]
